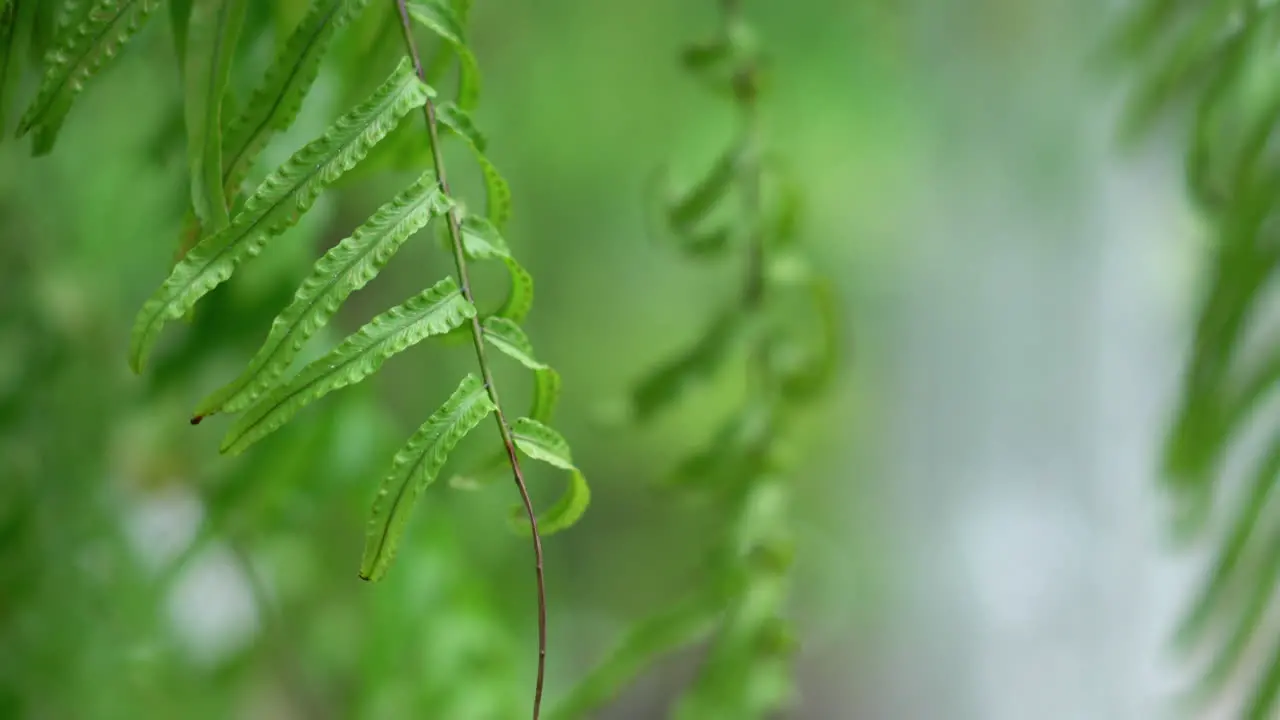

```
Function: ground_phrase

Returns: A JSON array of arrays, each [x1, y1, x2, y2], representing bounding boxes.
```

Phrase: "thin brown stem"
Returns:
[[392, 3, 547, 718]]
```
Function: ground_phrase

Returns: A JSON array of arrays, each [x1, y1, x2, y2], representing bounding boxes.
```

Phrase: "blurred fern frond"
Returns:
[[1117, 1, 1280, 715], [550, 1, 837, 717]]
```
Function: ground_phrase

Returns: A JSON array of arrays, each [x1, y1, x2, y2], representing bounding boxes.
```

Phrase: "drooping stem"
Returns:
[[392, 3, 548, 718]]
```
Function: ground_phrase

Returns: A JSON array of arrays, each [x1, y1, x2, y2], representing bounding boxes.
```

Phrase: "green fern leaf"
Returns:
[[0, 0, 18, 134], [630, 309, 745, 422], [667, 144, 741, 230], [531, 366, 560, 423], [17, 0, 162, 155], [221, 276, 475, 455], [482, 317, 546, 370], [195, 171, 448, 418], [458, 214, 533, 322], [360, 373, 495, 581], [548, 590, 722, 720], [183, 0, 247, 231], [129, 58, 431, 372], [438, 102, 511, 228], [406, 0, 479, 110], [508, 417, 590, 536], [220, 0, 370, 194]]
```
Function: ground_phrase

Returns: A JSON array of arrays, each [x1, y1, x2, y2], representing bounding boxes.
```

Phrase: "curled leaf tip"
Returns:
[[190, 415, 204, 426]]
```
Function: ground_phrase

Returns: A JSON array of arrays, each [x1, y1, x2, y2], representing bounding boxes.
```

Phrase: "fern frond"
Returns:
[[17, 0, 161, 155], [129, 58, 431, 372], [405, 0, 478, 110], [195, 171, 449, 417], [556, 3, 832, 716], [508, 417, 590, 536], [220, 0, 371, 195], [359, 373, 495, 581], [221, 275, 475, 455], [183, 0, 247, 231], [1116, 0, 1280, 714]]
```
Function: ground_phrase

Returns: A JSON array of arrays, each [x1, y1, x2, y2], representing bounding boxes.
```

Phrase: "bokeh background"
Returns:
[[0, 0, 1218, 717]]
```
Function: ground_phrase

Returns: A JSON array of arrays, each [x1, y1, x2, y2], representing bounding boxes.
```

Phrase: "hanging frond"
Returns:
[[17, 0, 162, 155], [129, 57, 432, 372], [1115, 1, 1280, 715], [552, 4, 835, 717]]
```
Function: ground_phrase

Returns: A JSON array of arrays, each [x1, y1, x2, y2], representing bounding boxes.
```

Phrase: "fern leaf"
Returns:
[[183, 0, 247, 231], [482, 317, 546, 370], [508, 417, 590, 536], [220, 0, 370, 194], [221, 276, 475, 455], [129, 58, 431, 372], [0, 0, 18, 134], [195, 172, 448, 418], [17, 0, 161, 155], [548, 591, 722, 720], [359, 373, 495, 581], [458, 214, 534, 322], [405, 0, 479, 110], [438, 102, 511, 228], [630, 309, 745, 422], [531, 366, 560, 423], [667, 143, 741, 230]]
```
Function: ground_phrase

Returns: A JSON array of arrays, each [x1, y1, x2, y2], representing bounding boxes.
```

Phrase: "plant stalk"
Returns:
[[392, 3, 547, 718]]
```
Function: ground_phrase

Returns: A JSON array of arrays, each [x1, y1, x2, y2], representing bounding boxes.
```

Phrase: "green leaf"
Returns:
[[667, 144, 741, 230], [482, 316, 545, 370], [530, 366, 560, 423], [359, 373, 495, 581], [183, 0, 247, 231], [0, 0, 19, 134], [458, 214, 533, 323], [549, 591, 721, 720], [17, 0, 162, 155], [221, 276, 475, 455], [778, 275, 838, 402], [437, 102, 511, 228], [406, 0, 479, 110], [630, 309, 745, 422], [220, 0, 370, 195], [129, 58, 431, 372], [1177, 431, 1280, 647], [195, 172, 447, 418], [508, 417, 589, 536]]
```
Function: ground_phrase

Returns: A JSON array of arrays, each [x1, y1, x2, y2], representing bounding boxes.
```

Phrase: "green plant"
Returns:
[[1114, 1, 1280, 715], [3, 1, 589, 716], [550, 1, 837, 717]]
